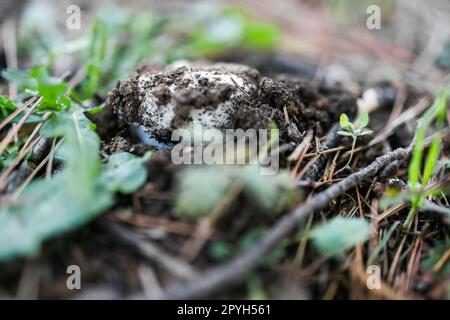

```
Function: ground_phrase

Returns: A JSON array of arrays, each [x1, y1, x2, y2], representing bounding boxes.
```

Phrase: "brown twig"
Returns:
[[0, 96, 36, 131], [303, 124, 341, 181], [103, 222, 198, 281]]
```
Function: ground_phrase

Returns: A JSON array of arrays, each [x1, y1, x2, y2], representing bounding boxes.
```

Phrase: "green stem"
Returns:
[[403, 196, 421, 230], [335, 136, 357, 175], [346, 136, 357, 167]]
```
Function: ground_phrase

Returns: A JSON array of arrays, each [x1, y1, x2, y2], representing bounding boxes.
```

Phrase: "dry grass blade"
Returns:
[[0, 97, 42, 156], [0, 96, 36, 131]]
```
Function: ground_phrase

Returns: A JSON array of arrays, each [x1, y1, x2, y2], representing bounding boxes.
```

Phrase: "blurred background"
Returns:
[[1, 0, 449, 96]]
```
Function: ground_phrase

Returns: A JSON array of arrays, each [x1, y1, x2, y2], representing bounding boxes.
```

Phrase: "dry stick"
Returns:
[[369, 96, 430, 147], [0, 97, 42, 156], [20, 112, 51, 154], [405, 237, 422, 293], [379, 127, 450, 180], [290, 132, 313, 178], [303, 146, 345, 158], [0, 137, 39, 191], [288, 129, 313, 162], [181, 182, 243, 262], [433, 248, 450, 272], [388, 234, 408, 284], [113, 213, 218, 239], [0, 113, 52, 190], [304, 123, 340, 182], [15, 139, 63, 194], [45, 138, 56, 180], [104, 222, 198, 281], [156, 146, 408, 299], [0, 96, 36, 131]]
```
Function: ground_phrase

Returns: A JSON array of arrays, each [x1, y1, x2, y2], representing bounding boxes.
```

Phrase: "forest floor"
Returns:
[[0, 0, 449, 300]]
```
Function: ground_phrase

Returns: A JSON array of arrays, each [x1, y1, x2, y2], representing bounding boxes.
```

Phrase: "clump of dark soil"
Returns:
[[106, 61, 357, 144]]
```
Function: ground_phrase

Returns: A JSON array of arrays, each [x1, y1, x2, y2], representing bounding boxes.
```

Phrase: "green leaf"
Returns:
[[408, 90, 448, 190], [422, 91, 448, 185], [99, 152, 150, 193], [359, 129, 373, 136], [175, 165, 296, 218], [59, 112, 101, 200], [3, 66, 69, 111], [40, 110, 92, 138], [310, 217, 372, 257], [208, 241, 233, 261], [1, 69, 34, 89], [0, 109, 149, 261], [242, 20, 278, 50], [0, 95, 17, 119], [380, 192, 414, 210], [82, 19, 108, 98], [339, 113, 350, 129], [357, 112, 369, 128], [0, 175, 112, 260], [436, 90, 448, 122], [175, 166, 234, 218], [241, 166, 295, 210], [422, 134, 441, 186], [337, 130, 353, 137]]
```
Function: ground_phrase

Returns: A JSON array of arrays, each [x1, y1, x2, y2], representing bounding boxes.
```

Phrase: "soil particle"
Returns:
[[102, 136, 131, 155], [101, 136, 152, 157], [86, 104, 124, 141], [146, 149, 178, 191]]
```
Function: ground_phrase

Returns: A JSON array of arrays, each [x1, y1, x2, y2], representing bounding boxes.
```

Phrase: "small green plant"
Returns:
[[381, 90, 449, 230], [308, 216, 372, 257], [175, 165, 297, 218], [2, 66, 70, 111], [337, 112, 373, 172], [82, 19, 108, 99], [0, 6, 281, 263], [0, 107, 150, 260], [0, 95, 16, 120]]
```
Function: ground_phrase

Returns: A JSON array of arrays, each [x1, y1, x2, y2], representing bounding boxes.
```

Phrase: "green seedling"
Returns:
[[336, 112, 373, 172], [381, 90, 449, 230]]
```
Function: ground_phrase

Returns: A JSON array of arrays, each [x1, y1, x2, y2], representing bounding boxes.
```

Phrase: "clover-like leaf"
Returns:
[[359, 129, 373, 136], [337, 131, 354, 137], [99, 152, 150, 194], [339, 113, 350, 129], [357, 112, 369, 128]]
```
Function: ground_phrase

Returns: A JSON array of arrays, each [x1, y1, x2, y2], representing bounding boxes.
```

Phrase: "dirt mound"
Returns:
[[107, 61, 356, 144]]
